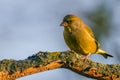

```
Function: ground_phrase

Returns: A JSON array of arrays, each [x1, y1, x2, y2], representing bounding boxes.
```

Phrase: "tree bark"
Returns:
[[0, 51, 119, 80]]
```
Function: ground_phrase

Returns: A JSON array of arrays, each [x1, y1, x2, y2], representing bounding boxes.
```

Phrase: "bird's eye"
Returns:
[[66, 20, 72, 23], [64, 20, 72, 23]]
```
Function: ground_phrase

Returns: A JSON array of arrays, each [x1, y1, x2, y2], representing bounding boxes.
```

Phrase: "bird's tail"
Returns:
[[96, 48, 113, 59]]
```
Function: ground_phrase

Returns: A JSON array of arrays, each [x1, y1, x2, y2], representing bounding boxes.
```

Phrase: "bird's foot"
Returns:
[[81, 53, 91, 61]]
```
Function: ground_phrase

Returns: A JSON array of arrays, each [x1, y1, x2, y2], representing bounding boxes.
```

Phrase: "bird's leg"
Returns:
[[85, 53, 91, 59], [81, 53, 91, 60]]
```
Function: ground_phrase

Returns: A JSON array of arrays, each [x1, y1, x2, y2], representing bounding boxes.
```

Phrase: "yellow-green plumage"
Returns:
[[60, 14, 113, 58]]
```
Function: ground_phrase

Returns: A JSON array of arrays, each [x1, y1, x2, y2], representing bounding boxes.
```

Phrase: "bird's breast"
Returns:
[[63, 29, 84, 53]]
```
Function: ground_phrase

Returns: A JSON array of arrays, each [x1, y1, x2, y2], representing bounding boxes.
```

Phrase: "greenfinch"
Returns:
[[60, 14, 113, 58]]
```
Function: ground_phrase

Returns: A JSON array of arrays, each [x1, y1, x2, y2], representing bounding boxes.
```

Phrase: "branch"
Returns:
[[0, 51, 120, 80]]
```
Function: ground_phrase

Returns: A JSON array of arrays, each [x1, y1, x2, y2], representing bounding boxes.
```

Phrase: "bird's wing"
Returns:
[[84, 25, 95, 38], [84, 25, 100, 51]]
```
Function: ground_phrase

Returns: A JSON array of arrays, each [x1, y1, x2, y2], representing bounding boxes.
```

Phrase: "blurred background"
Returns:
[[0, 0, 120, 80]]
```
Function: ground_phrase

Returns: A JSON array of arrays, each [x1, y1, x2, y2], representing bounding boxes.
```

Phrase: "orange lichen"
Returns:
[[0, 51, 120, 80], [0, 61, 63, 80], [84, 67, 102, 78]]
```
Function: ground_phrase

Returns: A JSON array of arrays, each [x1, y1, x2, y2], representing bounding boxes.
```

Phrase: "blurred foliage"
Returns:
[[85, 4, 112, 40]]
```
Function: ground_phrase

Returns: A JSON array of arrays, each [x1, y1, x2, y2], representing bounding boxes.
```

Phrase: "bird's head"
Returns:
[[60, 14, 83, 31]]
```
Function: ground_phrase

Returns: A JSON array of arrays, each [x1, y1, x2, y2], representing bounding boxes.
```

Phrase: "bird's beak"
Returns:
[[60, 22, 68, 27]]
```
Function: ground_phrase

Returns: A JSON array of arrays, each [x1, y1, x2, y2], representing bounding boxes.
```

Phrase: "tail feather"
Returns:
[[96, 49, 113, 59], [101, 53, 113, 59]]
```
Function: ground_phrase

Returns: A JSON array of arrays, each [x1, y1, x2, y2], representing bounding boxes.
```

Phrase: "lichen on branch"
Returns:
[[0, 51, 120, 80]]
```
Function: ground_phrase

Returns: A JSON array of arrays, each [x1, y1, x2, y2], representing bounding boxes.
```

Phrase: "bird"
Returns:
[[60, 14, 113, 59]]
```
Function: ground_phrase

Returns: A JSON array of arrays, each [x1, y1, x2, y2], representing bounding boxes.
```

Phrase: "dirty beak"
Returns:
[[60, 21, 68, 27]]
